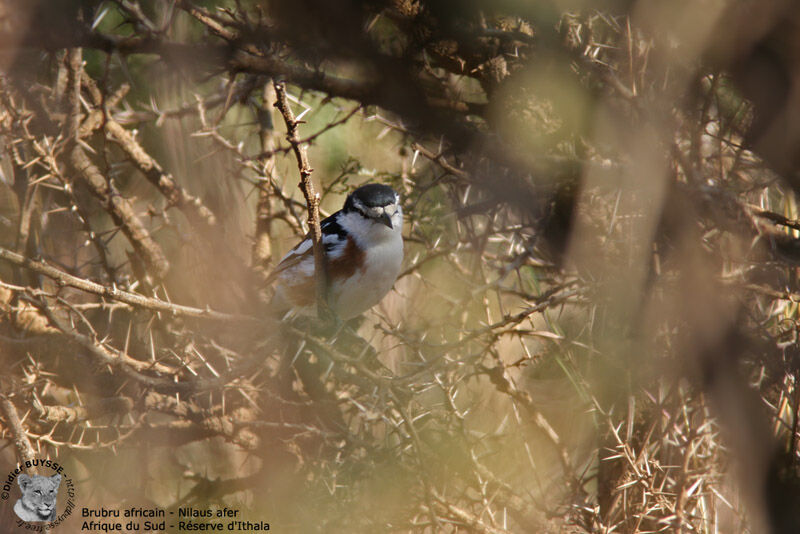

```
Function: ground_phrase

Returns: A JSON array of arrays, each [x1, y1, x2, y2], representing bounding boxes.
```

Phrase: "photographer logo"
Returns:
[[2, 459, 76, 530]]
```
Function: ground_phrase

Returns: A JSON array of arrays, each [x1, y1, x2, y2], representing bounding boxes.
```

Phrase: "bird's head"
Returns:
[[343, 183, 402, 231]]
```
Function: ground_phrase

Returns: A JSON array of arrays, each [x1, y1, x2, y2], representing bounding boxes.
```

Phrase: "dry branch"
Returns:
[[69, 147, 171, 279], [0, 395, 36, 463], [273, 80, 329, 317], [79, 76, 218, 228], [66, 48, 170, 280], [0, 246, 255, 323]]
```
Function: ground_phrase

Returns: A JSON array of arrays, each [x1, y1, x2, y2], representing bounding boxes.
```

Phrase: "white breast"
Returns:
[[329, 210, 404, 319], [330, 234, 403, 319]]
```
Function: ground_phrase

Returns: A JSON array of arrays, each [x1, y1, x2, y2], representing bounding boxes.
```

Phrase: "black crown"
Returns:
[[345, 184, 398, 210]]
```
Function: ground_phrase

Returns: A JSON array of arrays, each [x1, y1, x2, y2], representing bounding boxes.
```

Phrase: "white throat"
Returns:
[[328, 207, 404, 319], [337, 209, 403, 247]]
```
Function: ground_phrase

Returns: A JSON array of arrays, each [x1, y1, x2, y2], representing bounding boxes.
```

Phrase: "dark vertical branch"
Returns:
[[273, 80, 329, 317], [67, 48, 83, 139]]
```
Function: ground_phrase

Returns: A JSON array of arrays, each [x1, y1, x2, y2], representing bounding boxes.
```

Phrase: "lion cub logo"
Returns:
[[13, 473, 61, 522]]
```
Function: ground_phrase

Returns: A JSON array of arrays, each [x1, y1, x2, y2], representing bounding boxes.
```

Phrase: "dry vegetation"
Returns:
[[0, 1, 799, 532]]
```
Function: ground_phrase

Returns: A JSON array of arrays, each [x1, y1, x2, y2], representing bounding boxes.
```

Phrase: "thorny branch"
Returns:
[[0, 247, 253, 323], [0, 394, 37, 463], [273, 80, 329, 318]]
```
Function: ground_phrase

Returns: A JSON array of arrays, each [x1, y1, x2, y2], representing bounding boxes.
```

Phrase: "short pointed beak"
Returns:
[[380, 212, 393, 229]]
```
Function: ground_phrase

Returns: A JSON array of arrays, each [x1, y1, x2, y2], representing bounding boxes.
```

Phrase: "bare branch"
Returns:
[[273, 80, 329, 318], [0, 246, 256, 323], [0, 395, 36, 464]]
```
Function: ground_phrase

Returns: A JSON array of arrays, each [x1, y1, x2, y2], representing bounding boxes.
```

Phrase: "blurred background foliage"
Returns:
[[1, 1, 800, 533]]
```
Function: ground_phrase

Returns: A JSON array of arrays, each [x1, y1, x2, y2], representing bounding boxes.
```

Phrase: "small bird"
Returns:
[[269, 183, 404, 320]]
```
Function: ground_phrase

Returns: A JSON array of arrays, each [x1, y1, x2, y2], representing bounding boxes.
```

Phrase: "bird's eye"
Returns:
[[34, 490, 42, 495]]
